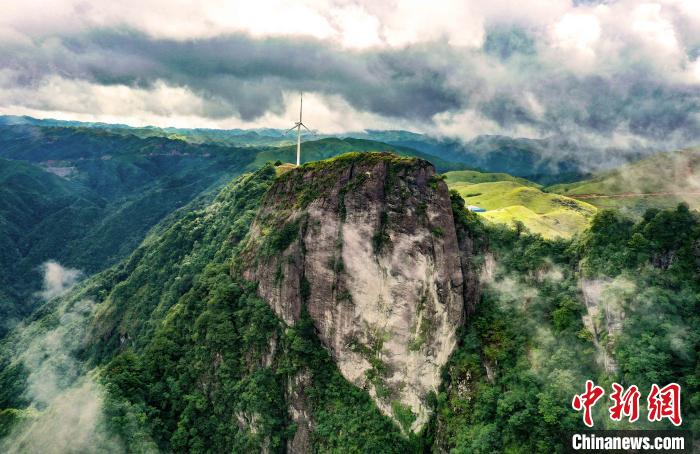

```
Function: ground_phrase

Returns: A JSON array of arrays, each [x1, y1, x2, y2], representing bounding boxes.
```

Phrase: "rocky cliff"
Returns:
[[240, 153, 478, 434]]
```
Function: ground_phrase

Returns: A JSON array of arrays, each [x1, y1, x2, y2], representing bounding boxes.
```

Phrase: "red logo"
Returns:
[[647, 383, 682, 426], [573, 381, 682, 427], [572, 380, 605, 427], [609, 383, 640, 423]]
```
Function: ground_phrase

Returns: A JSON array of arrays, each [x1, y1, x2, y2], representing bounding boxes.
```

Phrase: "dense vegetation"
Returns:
[[431, 198, 699, 452], [0, 163, 415, 452], [0, 124, 472, 339], [0, 144, 697, 452], [0, 158, 99, 330], [0, 125, 259, 337]]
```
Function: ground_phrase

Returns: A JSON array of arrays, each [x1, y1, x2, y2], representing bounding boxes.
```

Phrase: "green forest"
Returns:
[[433, 197, 699, 452], [0, 151, 697, 452]]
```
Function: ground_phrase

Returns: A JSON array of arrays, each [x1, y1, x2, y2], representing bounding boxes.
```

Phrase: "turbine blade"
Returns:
[[285, 125, 298, 134], [300, 123, 311, 132], [299, 92, 303, 123]]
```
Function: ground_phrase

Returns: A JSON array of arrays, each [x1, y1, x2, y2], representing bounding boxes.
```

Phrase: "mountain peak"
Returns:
[[240, 152, 477, 437]]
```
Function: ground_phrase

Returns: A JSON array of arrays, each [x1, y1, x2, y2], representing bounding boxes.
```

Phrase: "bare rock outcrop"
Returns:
[[240, 153, 477, 432]]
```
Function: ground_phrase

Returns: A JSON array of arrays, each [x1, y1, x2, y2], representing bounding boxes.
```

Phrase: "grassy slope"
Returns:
[[547, 148, 700, 216], [444, 169, 541, 187], [445, 171, 596, 238]]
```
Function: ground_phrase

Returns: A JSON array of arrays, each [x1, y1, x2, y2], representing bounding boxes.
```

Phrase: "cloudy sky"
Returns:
[[1, 0, 699, 149]]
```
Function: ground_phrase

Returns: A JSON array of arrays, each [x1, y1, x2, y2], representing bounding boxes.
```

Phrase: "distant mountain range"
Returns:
[[0, 115, 654, 184], [0, 123, 258, 335]]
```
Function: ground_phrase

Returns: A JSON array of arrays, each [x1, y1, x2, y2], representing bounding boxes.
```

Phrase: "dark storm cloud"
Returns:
[[1, 28, 699, 147], [533, 73, 700, 142], [2, 30, 466, 120], [480, 95, 539, 128]]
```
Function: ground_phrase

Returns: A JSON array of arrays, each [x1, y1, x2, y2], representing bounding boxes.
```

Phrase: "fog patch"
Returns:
[[533, 260, 564, 283], [666, 326, 692, 362], [1, 298, 124, 453], [4, 378, 122, 453], [488, 275, 539, 311], [482, 256, 591, 402], [38, 260, 82, 301], [479, 252, 496, 284]]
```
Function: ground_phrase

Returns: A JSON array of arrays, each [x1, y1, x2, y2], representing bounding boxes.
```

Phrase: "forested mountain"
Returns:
[[0, 123, 468, 338], [0, 125, 258, 336], [2, 115, 651, 185], [2, 0, 699, 449], [0, 153, 696, 452], [0, 158, 100, 331]]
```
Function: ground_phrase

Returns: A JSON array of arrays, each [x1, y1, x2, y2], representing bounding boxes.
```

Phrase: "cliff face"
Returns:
[[241, 153, 477, 432]]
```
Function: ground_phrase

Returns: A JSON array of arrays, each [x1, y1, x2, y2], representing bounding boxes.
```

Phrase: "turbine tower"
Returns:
[[286, 92, 311, 166]]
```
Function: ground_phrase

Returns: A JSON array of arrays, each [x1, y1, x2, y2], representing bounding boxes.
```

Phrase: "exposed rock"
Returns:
[[240, 153, 477, 432], [579, 277, 632, 374], [286, 369, 313, 453]]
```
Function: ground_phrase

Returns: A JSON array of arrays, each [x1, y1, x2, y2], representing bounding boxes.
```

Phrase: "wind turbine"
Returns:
[[286, 92, 311, 166]]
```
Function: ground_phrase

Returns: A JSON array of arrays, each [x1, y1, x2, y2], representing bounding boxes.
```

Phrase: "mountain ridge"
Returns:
[[1, 114, 657, 185], [0, 153, 481, 452]]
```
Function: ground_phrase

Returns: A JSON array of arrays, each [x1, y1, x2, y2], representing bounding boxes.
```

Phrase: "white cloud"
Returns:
[[1, 298, 136, 453], [274, 91, 417, 133], [38, 261, 82, 301], [0, 0, 590, 50], [552, 12, 601, 61], [0, 0, 337, 42], [331, 4, 383, 49], [0, 75, 208, 126], [380, 0, 485, 48], [432, 108, 541, 141], [0, 73, 421, 132], [630, 2, 680, 55], [692, 59, 700, 83]]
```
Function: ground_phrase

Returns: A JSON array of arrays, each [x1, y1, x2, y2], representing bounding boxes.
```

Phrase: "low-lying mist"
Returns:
[[2, 262, 123, 453]]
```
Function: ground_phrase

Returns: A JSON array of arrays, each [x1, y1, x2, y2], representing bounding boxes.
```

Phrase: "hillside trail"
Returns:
[[574, 191, 700, 199]]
